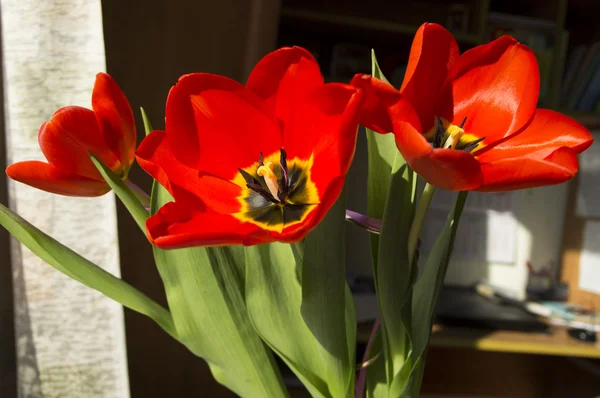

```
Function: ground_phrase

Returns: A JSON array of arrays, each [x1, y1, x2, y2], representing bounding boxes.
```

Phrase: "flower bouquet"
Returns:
[[1, 23, 593, 397]]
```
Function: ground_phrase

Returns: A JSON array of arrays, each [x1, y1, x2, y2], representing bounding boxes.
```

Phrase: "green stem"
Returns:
[[407, 183, 436, 265]]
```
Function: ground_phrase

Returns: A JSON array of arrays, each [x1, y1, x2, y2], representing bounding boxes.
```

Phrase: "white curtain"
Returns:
[[2, 0, 129, 396]]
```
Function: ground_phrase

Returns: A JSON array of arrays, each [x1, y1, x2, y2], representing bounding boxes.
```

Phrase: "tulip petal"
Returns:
[[400, 23, 459, 132], [92, 72, 136, 174], [438, 36, 539, 144], [350, 74, 419, 134], [477, 109, 593, 163], [391, 116, 482, 191], [38, 107, 120, 180], [6, 161, 109, 196], [147, 201, 269, 249], [412, 148, 483, 191], [478, 146, 579, 191], [166, 73, 281, 176], [283, 83, 362, 198], [246, 46, 323, 126], [136, 130, 242, 213]]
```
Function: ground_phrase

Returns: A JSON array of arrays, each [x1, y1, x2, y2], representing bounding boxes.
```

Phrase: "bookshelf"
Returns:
[[280, 8, 483, 45], [277, 0, 600, 130]]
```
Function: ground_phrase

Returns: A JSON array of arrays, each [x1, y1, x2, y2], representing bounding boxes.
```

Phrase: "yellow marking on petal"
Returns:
[[257, 161, 280, 201], [232, 151, 319, 233]]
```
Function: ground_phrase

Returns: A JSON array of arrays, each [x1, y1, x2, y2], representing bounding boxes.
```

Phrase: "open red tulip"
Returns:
[[351, 23, 593, 191], [6, 73, 136, 196], [136, 46, 363, 249]]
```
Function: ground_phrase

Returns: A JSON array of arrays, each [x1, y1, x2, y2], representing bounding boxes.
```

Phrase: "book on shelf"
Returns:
[[566, 41, 600, 110], [561, 44, 588, 100], [577, 65, 600, 111]]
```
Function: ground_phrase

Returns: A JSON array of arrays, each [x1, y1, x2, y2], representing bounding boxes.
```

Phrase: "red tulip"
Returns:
[[6, 73, 136, 196], [136, 47, 363, 249], [351, 23, 593, 191]]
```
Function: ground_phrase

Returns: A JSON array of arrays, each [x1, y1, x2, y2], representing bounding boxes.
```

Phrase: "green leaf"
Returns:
[[150, 183, 287, 398], [0, 202, 177, 339], [90, 155, 148, 232], [301, 189, 357, 397], [245, 242, 329, 398], [140, 107, 153, 136], [365, 50, 400, 275], [408, 191, 468, 395], [365, 331, 389, 398], [376, 155, 417, 386]]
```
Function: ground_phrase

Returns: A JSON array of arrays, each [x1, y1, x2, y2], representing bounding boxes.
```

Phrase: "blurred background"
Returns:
[[1, 0, 600, 397]]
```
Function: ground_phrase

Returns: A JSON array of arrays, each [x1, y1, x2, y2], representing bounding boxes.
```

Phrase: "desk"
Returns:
[[359, 322, 600, 358], [429, 324, 600, 358]]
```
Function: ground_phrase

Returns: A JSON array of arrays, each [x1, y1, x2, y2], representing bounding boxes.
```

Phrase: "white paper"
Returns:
[[576, 136, 600, 217], [579, 220, 600, 295], [486, 211, 517, 264]]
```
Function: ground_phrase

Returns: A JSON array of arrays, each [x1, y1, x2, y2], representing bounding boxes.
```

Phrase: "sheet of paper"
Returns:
[[579, 220, 600, 295], [576, 136, 600, 218], [422, 191, 517, 264]]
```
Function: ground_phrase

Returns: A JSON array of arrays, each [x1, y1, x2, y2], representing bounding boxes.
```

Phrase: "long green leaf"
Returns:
[[376, 155, 417, 387], [90, 155, 148, 232], [365, 331, 388, 398], [301, 189, 356, 397], [0, 202, 177, 339], [150, 183, 287, 397], [366, 51, 399, 273], [408, 191, 468, 395], [140, 107, 153, 136]]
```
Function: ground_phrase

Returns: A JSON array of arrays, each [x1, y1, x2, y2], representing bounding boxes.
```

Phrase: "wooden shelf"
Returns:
[[358, 322, 600, 358], [280, 7, 482, 45]]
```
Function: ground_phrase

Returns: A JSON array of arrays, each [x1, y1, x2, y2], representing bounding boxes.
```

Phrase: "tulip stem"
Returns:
[[408, 183, 436, 266], [124, 180, 151, 209]]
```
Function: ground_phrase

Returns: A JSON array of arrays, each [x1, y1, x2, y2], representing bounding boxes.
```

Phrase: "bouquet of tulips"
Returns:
[[1, 23, 593, 397]]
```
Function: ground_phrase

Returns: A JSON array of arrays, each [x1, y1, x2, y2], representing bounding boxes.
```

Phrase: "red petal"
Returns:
[[477, 109, 593, 163], [392, 119, 483, 191], [165, 73, 280, 176], [92, 73, 136, 174], [400, 23, 459, 132], [438, 36, 539, 144], [283, 83, 363, 196], [39, 107, 120, 180], [6, 161, 109, 196], [147, 201, 269, 249], [349, 74, 419, 134], [246, 46, 323, 125], [477, 147, 579, 191], [136, 130, 242, 213]]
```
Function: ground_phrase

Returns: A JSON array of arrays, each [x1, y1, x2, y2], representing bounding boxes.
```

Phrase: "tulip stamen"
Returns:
[[431, 116, 484, 153], [239, 149, 294, 205], [278, 148, 289, 202]]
